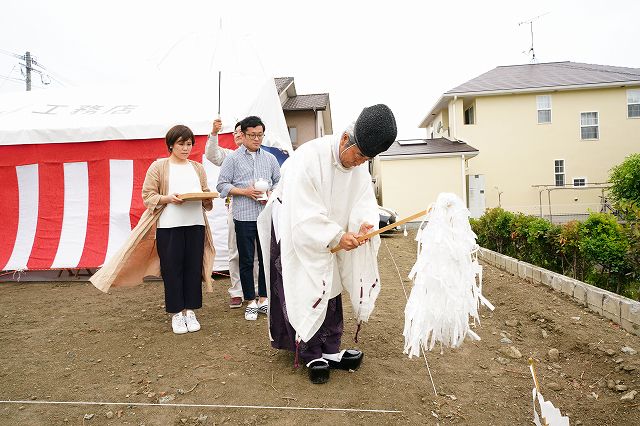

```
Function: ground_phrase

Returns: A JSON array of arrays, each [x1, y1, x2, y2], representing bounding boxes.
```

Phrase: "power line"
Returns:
[[0, 74, 24, 82], [0, 71, 52, 90], [0, 48, 22, 59], [0, 75, 48, 88], [0, 75, 49, 90], [0, 64, 18, 90], [30, 57, 73, 87]]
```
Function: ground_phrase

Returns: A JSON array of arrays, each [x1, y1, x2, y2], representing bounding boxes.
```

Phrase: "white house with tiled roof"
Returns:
[[372, 138, 479, 218], [420, 61, 640, 220]]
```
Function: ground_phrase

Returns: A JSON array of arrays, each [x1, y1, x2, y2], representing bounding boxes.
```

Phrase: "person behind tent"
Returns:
[[216, 116, 281, 321], [206, 118, 259, 309], [90, 124, 215, 335], [257, 104, 397, 384]]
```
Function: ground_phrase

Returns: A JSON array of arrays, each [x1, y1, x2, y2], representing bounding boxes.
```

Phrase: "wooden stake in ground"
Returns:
[[529, 358, 542, 393]]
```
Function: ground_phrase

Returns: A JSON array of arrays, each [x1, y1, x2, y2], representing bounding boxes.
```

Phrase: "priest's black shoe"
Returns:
[[307, 360, 330, 384], [326, 350, 364, 371]]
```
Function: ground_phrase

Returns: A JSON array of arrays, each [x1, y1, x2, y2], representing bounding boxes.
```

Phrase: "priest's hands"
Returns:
[[357, 222, 374, 241], [338, 222, 374, 251], [339, 232, 361, 251]]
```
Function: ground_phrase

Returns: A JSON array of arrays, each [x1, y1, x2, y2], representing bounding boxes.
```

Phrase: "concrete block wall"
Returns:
[[478, 247, 640, 337], [621, 303, 640, 334], [573, 282, 588, 306]]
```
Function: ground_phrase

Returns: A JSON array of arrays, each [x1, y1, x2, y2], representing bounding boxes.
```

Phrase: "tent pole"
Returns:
[[217, 71, 221, 117]]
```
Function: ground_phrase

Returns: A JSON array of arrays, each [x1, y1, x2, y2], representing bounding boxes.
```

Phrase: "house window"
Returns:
[[554, 160, 565, 186], [580, 112, 599, 140], [288, 127, 297, 145], [537, 95, 552, 123], [464, 105, 475, 125], [628, 89, 640, 118], [573, 177, 587, 187]]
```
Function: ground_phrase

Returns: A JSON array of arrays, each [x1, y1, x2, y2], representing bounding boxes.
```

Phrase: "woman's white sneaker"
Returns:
[[171, 313, 188, 334], [185, 310, 201, 332], [245, 302, 258, 321]]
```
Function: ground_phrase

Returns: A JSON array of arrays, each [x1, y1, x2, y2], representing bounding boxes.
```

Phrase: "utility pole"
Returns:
[[24, 51, 32, 91]]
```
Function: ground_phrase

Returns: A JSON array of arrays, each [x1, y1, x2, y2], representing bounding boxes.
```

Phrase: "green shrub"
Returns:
[[609, 153, 640, 206], [621, 202, 640, 299], [473, 208, 514, 254], [558, 220, 591, 281], [579, 213, 630, 294], [509, 214, 560, 270], [541, 222, 564, 273]]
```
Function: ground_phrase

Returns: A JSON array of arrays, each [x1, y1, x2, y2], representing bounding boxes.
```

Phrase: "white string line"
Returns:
[[383, 238, 438, 396], [0, 400, 401, 414]]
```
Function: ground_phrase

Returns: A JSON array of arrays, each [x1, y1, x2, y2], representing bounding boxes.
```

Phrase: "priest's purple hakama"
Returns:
[[268, 226, 344, 363]]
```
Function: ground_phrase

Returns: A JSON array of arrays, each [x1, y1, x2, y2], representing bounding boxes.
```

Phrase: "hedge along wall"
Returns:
[[470, 208, 639, 300]]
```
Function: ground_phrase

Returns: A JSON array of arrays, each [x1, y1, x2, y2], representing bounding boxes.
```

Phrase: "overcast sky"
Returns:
[[1, 0, 638, 139]]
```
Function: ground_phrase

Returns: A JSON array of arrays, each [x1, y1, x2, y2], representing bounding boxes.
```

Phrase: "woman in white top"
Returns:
[[150, 125, 212, 334]]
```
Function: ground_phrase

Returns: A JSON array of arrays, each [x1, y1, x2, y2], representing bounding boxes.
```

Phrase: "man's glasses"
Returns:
[[244, 133, 264, 140]]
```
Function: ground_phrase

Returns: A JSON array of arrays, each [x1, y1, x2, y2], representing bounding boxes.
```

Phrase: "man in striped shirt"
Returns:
[[216, 116, 281, 321], [205, 118, 259, 309]]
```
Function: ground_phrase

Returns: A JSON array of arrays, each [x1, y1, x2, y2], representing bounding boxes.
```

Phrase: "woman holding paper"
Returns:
[[90, 124, 215, 335], [149, 124, 214, 334]]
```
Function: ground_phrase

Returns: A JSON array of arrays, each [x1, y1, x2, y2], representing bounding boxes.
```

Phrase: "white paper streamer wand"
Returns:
[[529, 358, 570, 426], [403, 193, 494, 358]]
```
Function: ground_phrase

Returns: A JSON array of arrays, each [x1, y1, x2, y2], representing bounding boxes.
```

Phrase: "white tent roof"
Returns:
[[0, 73, 292, 152]]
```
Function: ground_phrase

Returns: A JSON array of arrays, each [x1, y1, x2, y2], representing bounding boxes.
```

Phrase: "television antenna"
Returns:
[[518, 12, 549, 63]]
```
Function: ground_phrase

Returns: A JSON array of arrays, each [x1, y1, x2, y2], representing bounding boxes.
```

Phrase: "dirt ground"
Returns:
[[1, 230, 639, 425]]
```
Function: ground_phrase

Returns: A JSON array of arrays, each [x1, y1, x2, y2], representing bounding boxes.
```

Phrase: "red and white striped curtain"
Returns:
[[0, 133, 237, 272]]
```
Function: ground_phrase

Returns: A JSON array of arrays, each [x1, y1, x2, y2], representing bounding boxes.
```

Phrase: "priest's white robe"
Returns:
[[257, 135, 381, 343]]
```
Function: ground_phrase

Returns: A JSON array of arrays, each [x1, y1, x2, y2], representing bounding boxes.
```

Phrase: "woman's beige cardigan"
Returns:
[[90, 158, 215, 293]]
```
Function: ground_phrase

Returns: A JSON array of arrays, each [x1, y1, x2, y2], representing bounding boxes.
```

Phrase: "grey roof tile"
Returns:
[[380, 138, 478, 157], [447, 62, 640, 94], [282, 94, 329, 111]]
